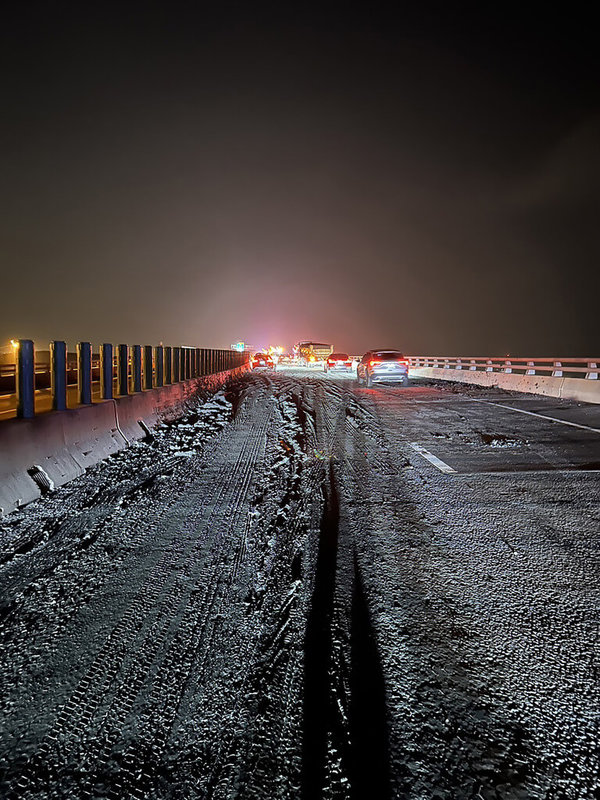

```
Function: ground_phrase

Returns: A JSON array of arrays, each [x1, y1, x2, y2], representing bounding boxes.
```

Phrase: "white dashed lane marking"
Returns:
[[410, 443, 456, 474]]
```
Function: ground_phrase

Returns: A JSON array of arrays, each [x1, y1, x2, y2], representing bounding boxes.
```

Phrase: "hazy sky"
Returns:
[[2, 2, 598, 355]]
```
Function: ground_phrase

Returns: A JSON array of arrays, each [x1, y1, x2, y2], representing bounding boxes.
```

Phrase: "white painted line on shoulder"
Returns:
[[453, 468, 600, 477], [410, 443, 456, 473], [480, 402, 600, 434]]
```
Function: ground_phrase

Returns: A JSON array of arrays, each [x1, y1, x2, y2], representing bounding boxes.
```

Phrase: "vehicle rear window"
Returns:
[[373, 351, 404, 359]]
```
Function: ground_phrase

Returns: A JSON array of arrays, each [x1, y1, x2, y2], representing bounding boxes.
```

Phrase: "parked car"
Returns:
[[357, 350, 409, 387], [324, 353, 353, 372], [251, 352, 275, 370]]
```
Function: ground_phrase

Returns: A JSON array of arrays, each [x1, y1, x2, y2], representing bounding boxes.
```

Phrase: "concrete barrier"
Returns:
[[560, 377, 600, 405], [0, 401, 126, 512], [0, 365, 248, 515], [410, 367, 600, 405]]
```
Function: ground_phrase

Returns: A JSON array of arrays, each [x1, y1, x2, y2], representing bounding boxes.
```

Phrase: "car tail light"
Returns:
[[370, 360, 382, 367], [397, 359, 408, 366]]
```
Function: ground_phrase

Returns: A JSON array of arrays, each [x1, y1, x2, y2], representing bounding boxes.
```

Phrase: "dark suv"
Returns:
[[357, 350, 409, 387]]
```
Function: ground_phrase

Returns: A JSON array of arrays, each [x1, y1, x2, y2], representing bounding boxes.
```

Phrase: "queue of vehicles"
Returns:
[[250, 341, 411, 387], [250, 352, 275, 370]]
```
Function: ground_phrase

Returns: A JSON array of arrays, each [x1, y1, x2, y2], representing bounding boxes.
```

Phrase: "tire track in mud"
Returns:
[[65, 381, 316, 800], [302, 461, 342, 799], [301, 438, 391, 799], [284, 375, 391, 799], [2, 372, 391, 800], [131, 406, 296, 796], [0, 396, 238, 686], [198, 384, 316, 797], [78, 396, 276, 798], [9, 387, 276, 799]]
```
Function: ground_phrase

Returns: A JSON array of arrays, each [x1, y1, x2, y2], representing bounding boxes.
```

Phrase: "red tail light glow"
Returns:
[[397, 359, 408, 366], [370, 360, 382, 367]]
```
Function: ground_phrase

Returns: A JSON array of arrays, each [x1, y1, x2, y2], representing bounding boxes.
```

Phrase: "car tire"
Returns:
[[366, 372, 373, 388], [357, 370, 364, 386]]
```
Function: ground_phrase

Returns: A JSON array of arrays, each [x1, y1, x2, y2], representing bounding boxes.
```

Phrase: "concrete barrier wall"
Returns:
[[410, 367, 600, 405], [0, 365, 248, 515]]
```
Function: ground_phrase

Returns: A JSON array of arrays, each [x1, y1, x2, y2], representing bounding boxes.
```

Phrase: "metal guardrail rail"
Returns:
[[408, 356, 599, 379], [4, 339, 249, 419]]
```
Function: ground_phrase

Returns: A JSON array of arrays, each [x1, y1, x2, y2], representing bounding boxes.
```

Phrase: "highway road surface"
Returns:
[[0, 368, 599, 799]]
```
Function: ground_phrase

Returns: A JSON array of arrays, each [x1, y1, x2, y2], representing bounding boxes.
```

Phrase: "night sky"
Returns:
[[2, 3, 598, 355]]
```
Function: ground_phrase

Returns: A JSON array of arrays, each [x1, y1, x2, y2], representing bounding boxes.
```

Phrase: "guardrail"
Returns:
[[407, 355, 600, 404], [407, 356, 598, 378], [6, 340, 248, 419]]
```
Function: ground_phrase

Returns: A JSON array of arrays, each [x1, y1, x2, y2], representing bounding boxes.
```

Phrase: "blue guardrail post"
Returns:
[[165, 346, 172, 384], [50, 340, 67, 411], [143, 345, 153, 390], [101, 343, 113, 400], [155, 346, 164, 387], [77, 342, 92, 405], [17, 339, 35, 419], [173, 347, 180, 382], [132, 345, 142, 393], [117, 344, 129, 396], [180, 347, 186, 380]]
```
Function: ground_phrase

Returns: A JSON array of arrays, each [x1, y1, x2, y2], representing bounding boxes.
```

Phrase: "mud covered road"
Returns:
[[1, 369, 599, 799]]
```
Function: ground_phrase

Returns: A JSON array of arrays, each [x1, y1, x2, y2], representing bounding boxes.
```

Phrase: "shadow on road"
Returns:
[[349, 552, 391, 799], [302, 460, 390, 799]]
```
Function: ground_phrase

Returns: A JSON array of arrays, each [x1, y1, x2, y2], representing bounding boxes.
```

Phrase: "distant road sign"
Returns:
[[230, 341, 256, 352]]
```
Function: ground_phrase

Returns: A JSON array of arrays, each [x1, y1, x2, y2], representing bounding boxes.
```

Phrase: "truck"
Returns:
[[294, 341, 334, 368]]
